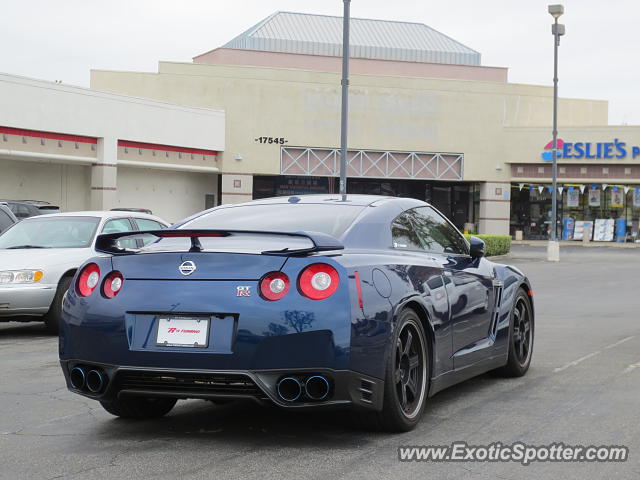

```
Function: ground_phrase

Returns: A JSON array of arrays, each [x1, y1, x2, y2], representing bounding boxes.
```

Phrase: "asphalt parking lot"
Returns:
[[1, 245, 639, 480]]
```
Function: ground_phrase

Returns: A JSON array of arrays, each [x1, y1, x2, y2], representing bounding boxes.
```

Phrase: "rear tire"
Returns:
[[44, 275, 72, 334], [354, 309, 430, 432], [497, 289, 534, 377], [100, 397, 177, 419]]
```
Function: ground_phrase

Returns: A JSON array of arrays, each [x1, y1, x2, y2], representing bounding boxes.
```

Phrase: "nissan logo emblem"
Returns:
[[179, 261, 196, 276]]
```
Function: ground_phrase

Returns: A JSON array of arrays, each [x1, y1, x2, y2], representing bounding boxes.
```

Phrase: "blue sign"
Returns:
[[541, 138, 639, 161]]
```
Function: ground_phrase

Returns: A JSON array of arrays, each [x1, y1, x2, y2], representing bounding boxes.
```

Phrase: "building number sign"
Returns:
[[255, 137, 288, 145]]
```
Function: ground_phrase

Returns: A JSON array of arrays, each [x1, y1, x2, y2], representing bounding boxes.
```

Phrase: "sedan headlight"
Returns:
[[0, 270, 44, 284]]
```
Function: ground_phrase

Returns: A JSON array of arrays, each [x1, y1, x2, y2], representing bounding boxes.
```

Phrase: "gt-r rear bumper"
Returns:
[[59, 360, 385, 411]]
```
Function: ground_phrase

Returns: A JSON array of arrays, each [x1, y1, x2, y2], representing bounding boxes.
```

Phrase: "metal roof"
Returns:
[[223, 11, 480, 66]]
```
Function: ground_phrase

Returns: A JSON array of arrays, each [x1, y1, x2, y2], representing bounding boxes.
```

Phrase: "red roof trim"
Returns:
[[0, 126, 98, 144], [118, 140, 218, 156]]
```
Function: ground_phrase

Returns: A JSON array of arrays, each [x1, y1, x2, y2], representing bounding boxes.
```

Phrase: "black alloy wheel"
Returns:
[[513, 296, 532, 366], [355, 308, 430, 432], [498, 289, 534, 377], [394, 319, 427, 418]]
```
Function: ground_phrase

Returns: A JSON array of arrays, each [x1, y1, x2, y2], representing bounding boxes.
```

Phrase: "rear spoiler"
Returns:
[[94, 229, 344, 256]]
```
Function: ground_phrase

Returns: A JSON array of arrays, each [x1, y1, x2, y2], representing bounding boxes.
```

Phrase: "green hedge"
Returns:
[[463, 234, 512, 257]]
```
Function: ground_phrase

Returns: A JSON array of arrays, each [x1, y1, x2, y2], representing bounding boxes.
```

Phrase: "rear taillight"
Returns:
[[102, 271, 124, 299], [298, 263, 339, 300], [260, 272, 290, 301], [77, 263, 100, 297]]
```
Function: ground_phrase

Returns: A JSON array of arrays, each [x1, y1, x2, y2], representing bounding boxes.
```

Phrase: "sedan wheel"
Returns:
[[44, 275, 72, 334]]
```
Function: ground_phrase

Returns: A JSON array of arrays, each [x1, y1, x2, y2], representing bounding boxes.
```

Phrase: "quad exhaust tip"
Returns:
[[276, 377, 302, 402], [69, 366, 108, 394], [70, 367, 86, 390], [305, 376, 330, 401], [276, 375, 331, 402], [86, 369, 106, 393]]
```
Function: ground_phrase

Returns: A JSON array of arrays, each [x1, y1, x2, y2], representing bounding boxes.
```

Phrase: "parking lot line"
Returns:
[[554, 350, 601, 373], [603, 335, 636, 350]]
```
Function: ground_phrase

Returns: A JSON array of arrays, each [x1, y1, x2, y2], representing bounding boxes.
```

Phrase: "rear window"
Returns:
[[184, 203, 365, 238]]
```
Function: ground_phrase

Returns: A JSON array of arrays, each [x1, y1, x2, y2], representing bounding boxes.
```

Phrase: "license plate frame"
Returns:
[[155, 316, 211, 348]]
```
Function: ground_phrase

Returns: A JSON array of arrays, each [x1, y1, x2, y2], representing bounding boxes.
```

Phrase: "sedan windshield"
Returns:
[[0, 216, 100, 249]]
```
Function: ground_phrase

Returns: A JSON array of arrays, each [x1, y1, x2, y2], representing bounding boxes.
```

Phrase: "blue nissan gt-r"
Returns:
[[59, 195, 534, 431]]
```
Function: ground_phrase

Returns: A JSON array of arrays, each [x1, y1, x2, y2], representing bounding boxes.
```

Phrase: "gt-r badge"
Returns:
[[236, 286, 251, 297], [178, 261, 196, 276]]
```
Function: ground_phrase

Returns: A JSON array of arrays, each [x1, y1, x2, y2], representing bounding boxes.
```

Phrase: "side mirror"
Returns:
[[469, 236, 485, 259]]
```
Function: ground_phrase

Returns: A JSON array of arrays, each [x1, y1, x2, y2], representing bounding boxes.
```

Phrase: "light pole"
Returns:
[[547, 4, 564, 262], [339, 0, 351, 201]]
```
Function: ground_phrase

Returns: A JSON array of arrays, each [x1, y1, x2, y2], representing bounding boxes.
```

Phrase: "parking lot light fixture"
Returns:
[[547, 4, 564, 262]]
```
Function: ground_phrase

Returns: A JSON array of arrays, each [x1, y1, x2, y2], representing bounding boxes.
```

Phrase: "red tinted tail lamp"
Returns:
[[260, 272, 290, 301], [298, 263, 340, 300], [77, 263, 101, 297], [103, 271, 124, 298]]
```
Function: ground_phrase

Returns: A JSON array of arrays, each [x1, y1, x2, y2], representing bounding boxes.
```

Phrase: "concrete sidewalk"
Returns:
[[512, 239, 640, 248]]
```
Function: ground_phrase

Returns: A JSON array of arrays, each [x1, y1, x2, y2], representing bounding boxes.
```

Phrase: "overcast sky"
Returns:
[[2, 0, 638, 124]]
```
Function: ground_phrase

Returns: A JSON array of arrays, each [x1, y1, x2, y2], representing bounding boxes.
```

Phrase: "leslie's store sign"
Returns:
[[541, 138, 640, 161]]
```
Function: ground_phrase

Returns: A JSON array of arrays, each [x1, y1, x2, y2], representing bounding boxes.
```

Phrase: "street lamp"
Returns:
[[339, 0, 351, 201], [547, 4, 565, 262]]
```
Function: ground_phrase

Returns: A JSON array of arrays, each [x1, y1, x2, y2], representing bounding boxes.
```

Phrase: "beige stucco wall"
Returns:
[[479, 182, 511, 235], [0, 158, 91, 211], [220, 174, 253, 204], [116, 167, 218, 223], [90, 62, 608, 186], [193, 48, 509, 83]]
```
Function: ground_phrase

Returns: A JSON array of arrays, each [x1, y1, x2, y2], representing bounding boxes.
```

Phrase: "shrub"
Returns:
[[463, 234, 511, 257]]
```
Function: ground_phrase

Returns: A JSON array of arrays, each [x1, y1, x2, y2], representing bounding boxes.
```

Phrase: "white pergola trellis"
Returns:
[[281, 147, 464, 180]]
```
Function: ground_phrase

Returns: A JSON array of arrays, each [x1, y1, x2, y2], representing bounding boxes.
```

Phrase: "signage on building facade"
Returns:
[[541, 138, 640, 161], [274, 176, 329, 196], [567, 188, 580, 207], [588, 189, 601, 207]]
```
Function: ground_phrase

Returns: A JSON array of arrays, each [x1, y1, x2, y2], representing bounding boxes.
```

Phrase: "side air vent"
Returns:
[[359, 379, 375, 404], [490, 282, 504, 337]]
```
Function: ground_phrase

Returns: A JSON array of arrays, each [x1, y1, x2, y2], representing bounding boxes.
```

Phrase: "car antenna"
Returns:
[[338, 0, 351, 202]]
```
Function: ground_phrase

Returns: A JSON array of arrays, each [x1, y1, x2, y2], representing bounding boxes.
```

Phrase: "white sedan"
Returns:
[[0, 211, 169, 332]]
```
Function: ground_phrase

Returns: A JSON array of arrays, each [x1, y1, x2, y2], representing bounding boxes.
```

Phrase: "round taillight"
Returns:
[[298, 263, 340, 300], [77, 263, 101, 297], [260, 272, 290, 301], [103, 271, 124, 299]]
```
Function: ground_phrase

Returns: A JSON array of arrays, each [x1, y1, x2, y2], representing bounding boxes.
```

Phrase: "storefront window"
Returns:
[[253, 175, 478, 230], [511, 184, 640, 240]]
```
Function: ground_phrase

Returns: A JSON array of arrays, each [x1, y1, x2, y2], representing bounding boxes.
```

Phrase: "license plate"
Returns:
[[156, 316, 210, 348]]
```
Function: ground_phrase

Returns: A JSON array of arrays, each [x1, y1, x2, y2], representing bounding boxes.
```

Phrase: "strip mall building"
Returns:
[[2, 11, 640, 236]]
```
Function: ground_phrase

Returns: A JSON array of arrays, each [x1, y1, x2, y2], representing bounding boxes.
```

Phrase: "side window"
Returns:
[[102, 218, 137, 249], [412, 207, 469, 255], [391, 209, 424, 251], [0, 210, 14, 232], [103, 218, 134, 234], [134, 218, 166, 231], [134, 218, 167, 246], [15, 204, 31, 219]]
